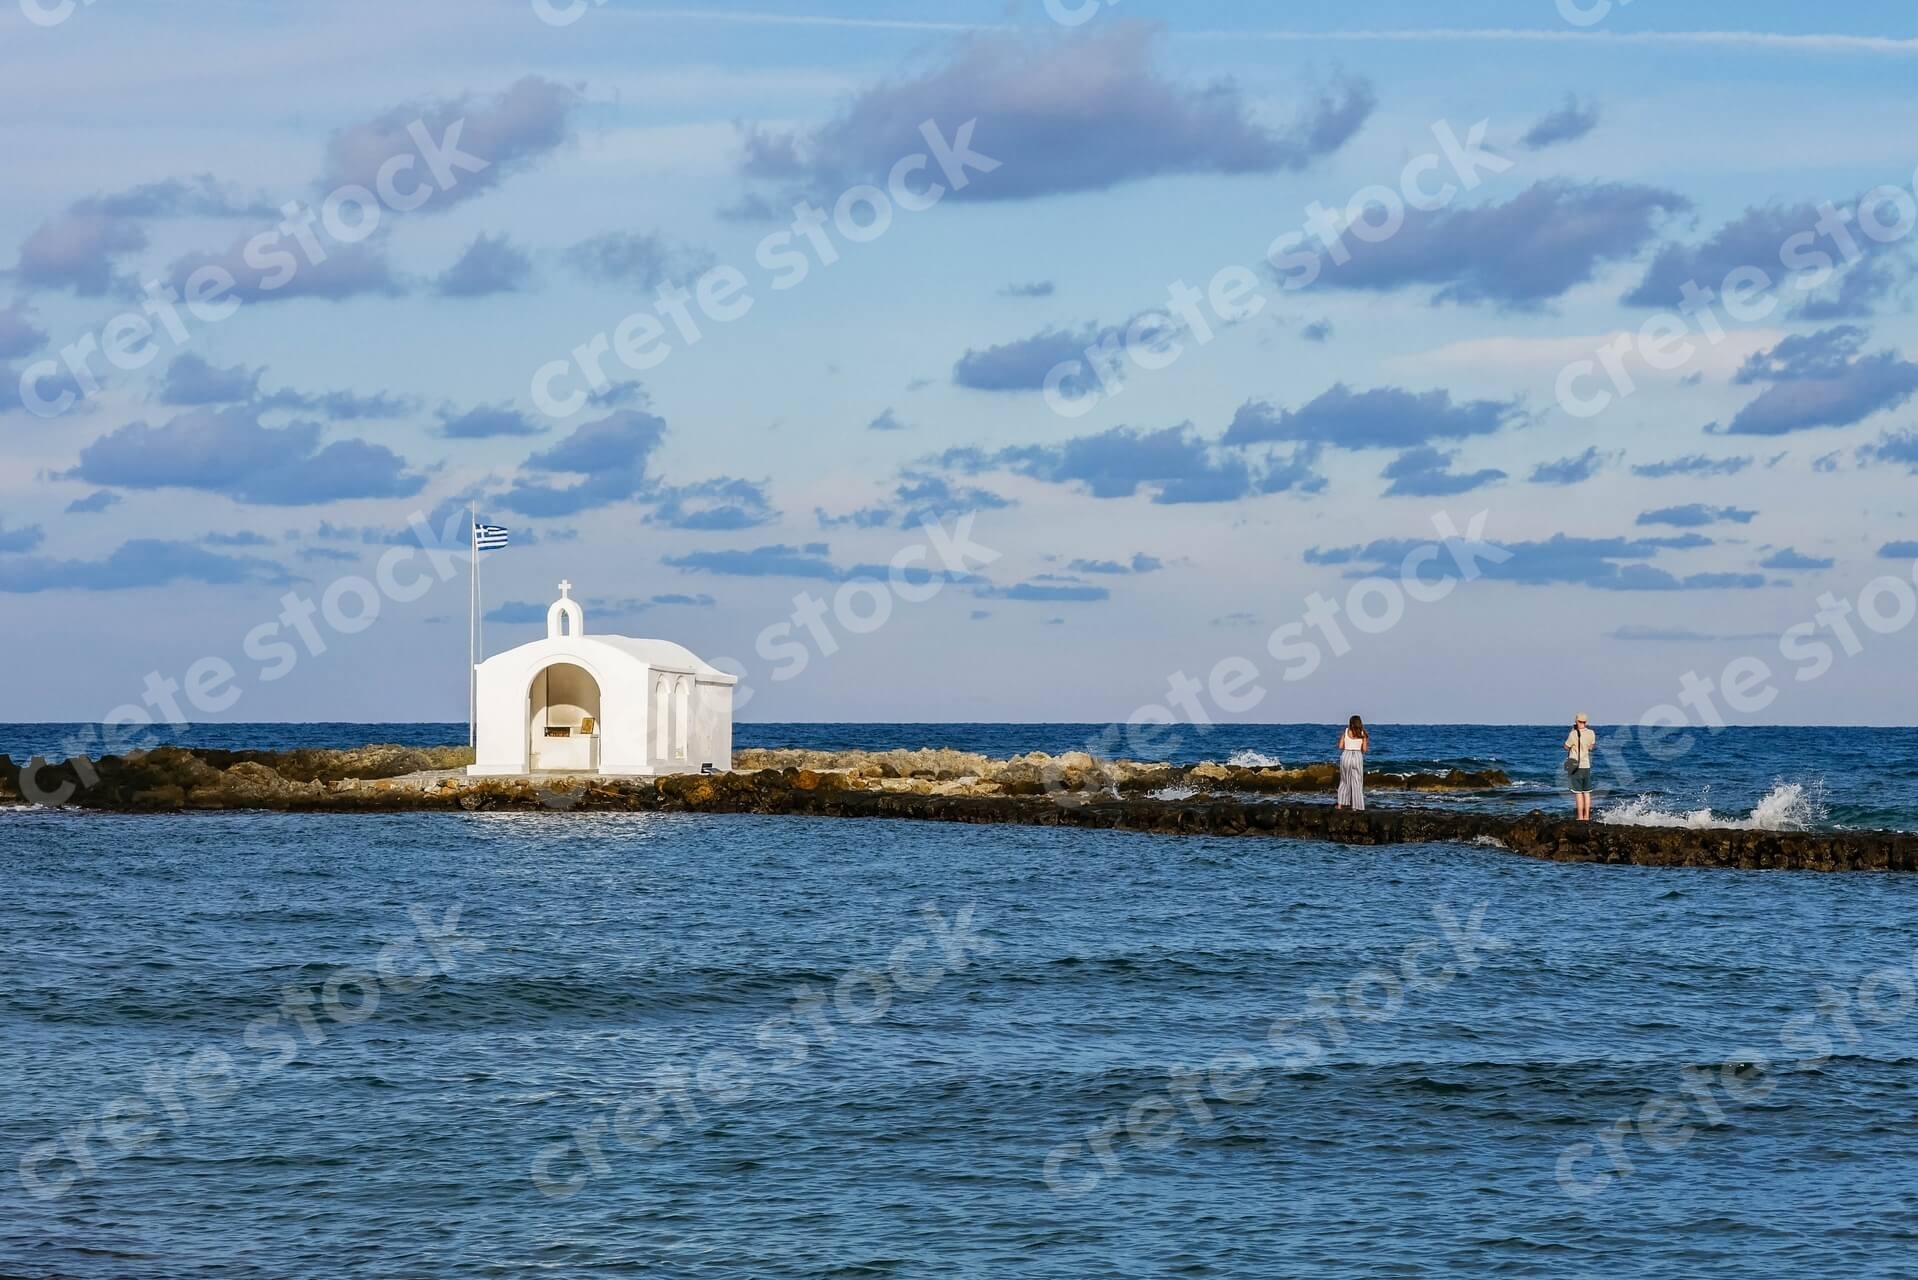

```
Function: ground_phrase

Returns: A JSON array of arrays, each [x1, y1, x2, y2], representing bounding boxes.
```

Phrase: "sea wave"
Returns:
[[1227, 749, 1284, 768], [1600, 780, 1829, 832]]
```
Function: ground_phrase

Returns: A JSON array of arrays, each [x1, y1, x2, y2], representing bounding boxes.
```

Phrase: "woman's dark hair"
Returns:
[[1348, 715, 1366, 736]]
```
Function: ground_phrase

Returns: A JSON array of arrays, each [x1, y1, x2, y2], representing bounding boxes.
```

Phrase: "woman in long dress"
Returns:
[[1336, 715, 1369, 811]]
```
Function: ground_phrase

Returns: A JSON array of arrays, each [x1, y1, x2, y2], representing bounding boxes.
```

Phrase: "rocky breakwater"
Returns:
[[3, 746, 1912, 873], [728, 747, 1511, 796]]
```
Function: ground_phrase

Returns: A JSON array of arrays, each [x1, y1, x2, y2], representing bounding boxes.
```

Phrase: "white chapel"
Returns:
[[468, 582, 736, 777]]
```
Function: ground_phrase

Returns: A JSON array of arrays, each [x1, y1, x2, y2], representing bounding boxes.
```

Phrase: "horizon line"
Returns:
[[7, 719, 1912, 730]]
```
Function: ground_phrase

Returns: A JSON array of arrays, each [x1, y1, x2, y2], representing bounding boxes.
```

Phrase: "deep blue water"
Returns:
[[7, 721, 1918, 831], [4, 809, 1918, 1278]]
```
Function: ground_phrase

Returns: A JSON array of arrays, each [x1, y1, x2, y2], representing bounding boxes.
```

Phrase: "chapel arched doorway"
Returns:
[[528, 663, 601, 772]]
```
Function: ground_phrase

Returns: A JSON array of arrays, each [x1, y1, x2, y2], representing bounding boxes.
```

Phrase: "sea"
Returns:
[[5, 724, 1918, 1277]]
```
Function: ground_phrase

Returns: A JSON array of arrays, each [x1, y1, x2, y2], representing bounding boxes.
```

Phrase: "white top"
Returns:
[[1565, 727, 1596, 768], [1340, 733, 1367, 752]]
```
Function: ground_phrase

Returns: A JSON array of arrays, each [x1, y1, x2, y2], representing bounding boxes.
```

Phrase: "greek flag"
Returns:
[[473, 523, 510, 552]]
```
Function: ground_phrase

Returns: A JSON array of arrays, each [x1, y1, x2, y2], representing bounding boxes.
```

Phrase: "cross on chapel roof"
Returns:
[[558, 580, 573, 599]]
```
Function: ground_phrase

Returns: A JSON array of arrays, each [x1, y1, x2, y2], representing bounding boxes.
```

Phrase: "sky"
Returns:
[[3, 0, 1917, 727]]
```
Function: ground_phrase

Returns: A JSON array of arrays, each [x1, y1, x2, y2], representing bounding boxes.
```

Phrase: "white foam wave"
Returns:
[[1150, 785, 1201, 801], [1599, 780, 1829, 832], [1227, 750, 1284, 769]]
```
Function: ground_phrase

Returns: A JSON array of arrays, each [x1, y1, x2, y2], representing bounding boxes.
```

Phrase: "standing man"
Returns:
[[1564, 713, 1597, 822]]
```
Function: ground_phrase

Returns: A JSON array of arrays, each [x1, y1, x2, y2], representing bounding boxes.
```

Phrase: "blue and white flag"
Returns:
[[473, 523, 510, 552]]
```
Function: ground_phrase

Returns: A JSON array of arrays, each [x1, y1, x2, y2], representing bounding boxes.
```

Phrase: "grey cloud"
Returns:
[[951, 312, 1181, 393], [1530, 446, 1613, 485], [817, 470, 1014, 530], [999, 281, 1056, 298], [0, 539, 292, 593], [320, 76, 579, 213], [1310, 532, 1767, 592], [565, 231, 713, 289], [436, 233, 534, 297], [1223, 384, 1522, 450], [10, 176, 273, 297], [437, 402, 544, 438], [0, 302, 48, 360], [1631, 453, 1752, 478], [0, 359, 82, 414], [739, 23, 1372, 203], [269, 387, 416, 421], [586, 382, 649, 410], [163, 236, 402, 305], [159, 353, 262, 405], [1068, 553, 1161, 575], [1798, 257, 1904, 322], [664, 542, 842, 580], [974, 580, 1109, 603], [1719, 326, 1918, 435], [1635, 504, 1757, 528], [1258, 444, 1329, 495], [953, 325, 1098, 392], [1380, 447, 1505, 497], [1760, 548, 1834, 570], [485, 601, 548, 624], [13, 204, 149, 297], [1520, 95, 1600, 149], [1627, 199, 1909, 317], [157, 354, 415, 420], [1305, 180, 1687, 308], [64, 490, 121, 515], [968, 424, 1262, 505], [498, 409, 667, 517], [63, 405, 425, 506], [648, 477, 779, 531], [0, 522, 45, 553], [1859, 429, 1918, 472]]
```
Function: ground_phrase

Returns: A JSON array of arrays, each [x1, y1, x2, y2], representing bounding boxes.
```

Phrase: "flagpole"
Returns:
[[468, 505, 476, 748]]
